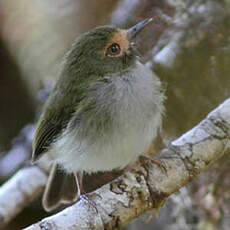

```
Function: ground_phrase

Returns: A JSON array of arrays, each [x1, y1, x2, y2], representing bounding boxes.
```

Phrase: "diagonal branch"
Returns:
[[22, 98, 230, 230], [0, 166, 47, 228]]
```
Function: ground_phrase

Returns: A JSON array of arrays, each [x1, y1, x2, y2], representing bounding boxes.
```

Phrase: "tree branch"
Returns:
[[0, 166, 47, 228], [22, 98, 230, 230]]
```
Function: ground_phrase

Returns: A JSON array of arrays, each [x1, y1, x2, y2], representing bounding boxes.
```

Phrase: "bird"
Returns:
[[32, 18, 165, 212]]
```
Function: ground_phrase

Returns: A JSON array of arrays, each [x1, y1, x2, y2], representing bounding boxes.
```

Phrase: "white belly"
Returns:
[[51, 113, 161, 173], [49, 61, 164, 173]]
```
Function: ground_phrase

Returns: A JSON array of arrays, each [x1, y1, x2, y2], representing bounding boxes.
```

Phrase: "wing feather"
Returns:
[[32, 119, 63, 162]]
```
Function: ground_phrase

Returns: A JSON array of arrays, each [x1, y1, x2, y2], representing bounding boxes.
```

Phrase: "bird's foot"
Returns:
[[139, 155, 167, 175], [79, 192, 101, 213]]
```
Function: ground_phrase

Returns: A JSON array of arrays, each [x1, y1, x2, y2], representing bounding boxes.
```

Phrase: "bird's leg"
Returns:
[[75, 172, 100, 212], [75, 171, 84, 197]]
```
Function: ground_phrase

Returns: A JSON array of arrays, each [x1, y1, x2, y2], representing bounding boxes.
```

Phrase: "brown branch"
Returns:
[[22, 98, 230, 230]]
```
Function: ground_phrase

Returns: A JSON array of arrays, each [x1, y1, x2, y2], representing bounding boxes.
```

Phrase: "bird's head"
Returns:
[[65, 19, 153, 76]]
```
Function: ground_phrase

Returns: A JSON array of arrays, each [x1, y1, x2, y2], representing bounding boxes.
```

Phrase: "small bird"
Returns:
[[32, 18, 165, 211]]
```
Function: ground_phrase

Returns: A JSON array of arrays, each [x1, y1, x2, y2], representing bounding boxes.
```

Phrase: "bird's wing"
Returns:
[[32, 69, 98, 162], [32, 118, 63, 162], [32, 84, 76, 162]]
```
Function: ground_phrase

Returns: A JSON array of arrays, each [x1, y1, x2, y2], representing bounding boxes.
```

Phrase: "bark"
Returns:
[[1, 97, 226, 230]]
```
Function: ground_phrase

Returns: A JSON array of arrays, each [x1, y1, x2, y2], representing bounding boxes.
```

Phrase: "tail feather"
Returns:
[[42, 164, 78, 212]]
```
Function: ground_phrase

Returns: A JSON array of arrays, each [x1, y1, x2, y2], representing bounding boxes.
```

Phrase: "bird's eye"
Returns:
[[106, 43, 121, 57]]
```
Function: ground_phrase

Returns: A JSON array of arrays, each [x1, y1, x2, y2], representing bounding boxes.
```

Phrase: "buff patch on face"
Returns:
[[103, 30, 130, 57]]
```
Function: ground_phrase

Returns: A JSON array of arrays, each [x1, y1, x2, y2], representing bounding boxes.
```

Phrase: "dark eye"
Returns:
[[106, 43, 121, 57]]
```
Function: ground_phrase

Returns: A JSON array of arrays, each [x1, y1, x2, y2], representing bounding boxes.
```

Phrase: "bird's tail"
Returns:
[[42, 163, 78, 212]]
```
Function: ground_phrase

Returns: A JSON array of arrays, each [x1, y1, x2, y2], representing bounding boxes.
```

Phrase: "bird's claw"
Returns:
[[139, 155, 168, 175], [80, 192, 101, 213]]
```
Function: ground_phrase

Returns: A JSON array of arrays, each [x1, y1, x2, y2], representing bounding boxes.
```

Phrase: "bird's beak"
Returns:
[[127, 18, 153, 40]]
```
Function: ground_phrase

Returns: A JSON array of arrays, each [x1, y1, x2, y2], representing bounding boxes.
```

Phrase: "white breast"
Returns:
[[49, 61, 164, 173]]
